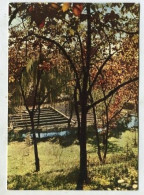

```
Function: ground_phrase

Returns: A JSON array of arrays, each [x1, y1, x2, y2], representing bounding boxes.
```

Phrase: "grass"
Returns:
[[8, 129, 138, 190]]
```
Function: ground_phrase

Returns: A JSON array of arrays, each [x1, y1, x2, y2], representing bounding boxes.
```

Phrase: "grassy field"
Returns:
[[8, 128, 138, 190]]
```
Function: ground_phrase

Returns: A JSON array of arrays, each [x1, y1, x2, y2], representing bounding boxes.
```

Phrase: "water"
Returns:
[[127, 115, 138, 128], [39, 131, 69, 138], [22, 116, 138, 139], [22, 130, 70, 138], [97, 128, 103, 133]]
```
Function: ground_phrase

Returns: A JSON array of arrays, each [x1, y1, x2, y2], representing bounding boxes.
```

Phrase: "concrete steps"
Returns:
[[9, 106, 74, 130]]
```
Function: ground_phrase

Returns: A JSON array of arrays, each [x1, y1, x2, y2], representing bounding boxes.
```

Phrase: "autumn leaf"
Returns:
[[28, 6, 33, 13], [62, 3, 70, 12], [9, 76, 15, 83], [73, 4, 83, 16], [51, 3, 59, 9], [38, 20, 45, 28]]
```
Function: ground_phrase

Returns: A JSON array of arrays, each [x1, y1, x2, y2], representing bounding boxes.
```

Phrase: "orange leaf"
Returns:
[[73, 4, 83, 16], [51, 3, 59, 9], [62, 3, 70, 12]]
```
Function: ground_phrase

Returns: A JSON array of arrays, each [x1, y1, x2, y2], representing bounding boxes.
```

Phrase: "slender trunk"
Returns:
[[68, 100, 73, 128], [37, 95, 41, 129], [103, 132, 108, 162], [30, 112, 40, 172], [18, 40, 42, 173], [74, 86, 81, 140], [89, 93, 103, 162], [103, 102, 109, 163], [92, 104, 103, 162]]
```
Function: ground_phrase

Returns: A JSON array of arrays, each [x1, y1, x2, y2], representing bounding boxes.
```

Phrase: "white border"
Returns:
[[0, 0, 144, 194]]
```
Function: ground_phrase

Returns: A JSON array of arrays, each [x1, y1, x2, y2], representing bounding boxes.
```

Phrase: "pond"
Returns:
[[127, 115, 138, 128], [21, 115, 138, 139], [22, 130, 70, 139]]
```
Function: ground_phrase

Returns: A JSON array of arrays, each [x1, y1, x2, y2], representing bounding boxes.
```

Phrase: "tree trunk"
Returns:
[[68, 100, 73, 128], [76, 103, 88, 190], [102, 101, 109, 163], [74, 86, 81, 141], [30, 113, 40, 172], [92, 103, 103, 162], [103, 133, 108, 163]]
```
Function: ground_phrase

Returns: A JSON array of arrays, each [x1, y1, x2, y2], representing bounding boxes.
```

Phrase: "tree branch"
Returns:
[[76, 31, 85, 67], [19, 78, 30, 114], [88, 77, 138, 110], [88, 51, 117, 94], [32, 33, 81, 95], [109, 95, 131, 124], [111, 27, 139, 35], [102, 22, 139, 35]]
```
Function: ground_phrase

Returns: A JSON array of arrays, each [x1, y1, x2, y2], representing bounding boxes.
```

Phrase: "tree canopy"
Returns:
[[9, 2, 139, 190]]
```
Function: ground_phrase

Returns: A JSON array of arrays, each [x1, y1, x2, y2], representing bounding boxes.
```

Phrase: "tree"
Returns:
[[90, 35, 139, 163], [9, 32, 72, 171], [9, 3, 139, 189]]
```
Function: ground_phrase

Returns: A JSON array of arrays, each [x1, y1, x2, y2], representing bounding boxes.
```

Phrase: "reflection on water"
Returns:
[[39, 131, 69, 138], [22, 130, 70, 138]]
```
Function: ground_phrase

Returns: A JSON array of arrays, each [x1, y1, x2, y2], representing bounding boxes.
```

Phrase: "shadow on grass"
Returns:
[[87, 136, 123, 154], [107, 142, 123, 153], [8, 167, 79, 190]]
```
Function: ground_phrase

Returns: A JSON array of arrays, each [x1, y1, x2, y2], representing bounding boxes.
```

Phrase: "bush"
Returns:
[[25, 133, 33, 146]]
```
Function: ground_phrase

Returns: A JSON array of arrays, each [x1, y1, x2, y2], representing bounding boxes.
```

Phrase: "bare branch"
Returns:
[[88, 77, 138, 110], [76, 31, 85, 67], [88, 51, 118, 94], [32, 33, 81, 95], [19, 78, 30, 114], [101, 21, 139, 35]]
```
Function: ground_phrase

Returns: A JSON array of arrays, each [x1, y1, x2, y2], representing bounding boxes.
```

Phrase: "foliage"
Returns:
[[9, 2, 139, 188], [25, 132, 33, 146]]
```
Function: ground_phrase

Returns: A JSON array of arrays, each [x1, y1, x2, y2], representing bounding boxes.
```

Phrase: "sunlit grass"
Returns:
[[8, 129, 138, 190]]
